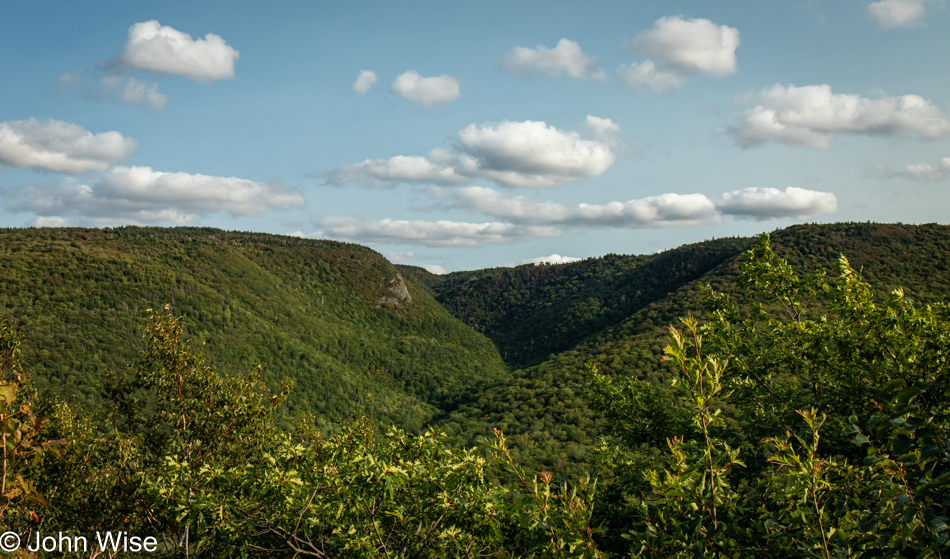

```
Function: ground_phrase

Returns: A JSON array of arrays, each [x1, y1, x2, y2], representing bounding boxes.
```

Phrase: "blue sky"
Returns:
[[2, 0, 949, 272]]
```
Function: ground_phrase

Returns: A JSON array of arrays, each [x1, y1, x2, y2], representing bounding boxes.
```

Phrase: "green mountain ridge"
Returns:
[[0, 226, 507, 431], [425, 222, 950, 471]]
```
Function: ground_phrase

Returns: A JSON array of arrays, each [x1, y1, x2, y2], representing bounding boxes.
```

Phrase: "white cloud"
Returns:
[[424, 265, 447, 275], [435, 185, 836, 225], [329, 154, 469, 187], [31, 216, 71, 227], [101, 76, 168, 110], [726, 84, 950, 148], [387, 251, 442, 262], [503, 38, 607, 80], [390, 70, 461, 106], [118, 20, 240, 83], [7, 166, 304, 224], [318, 216, 561, 247], [352, 70, 378, 94], [0, 118, 137, 174], [618, 60, 686, 93], [879, 156, 950, 180], [456, 120, 615, 187], [621, 16, 739, 93], [431, 186, 720, 228], [869, 0, 927, 28], [715, 186, 837, 219], [330, 119, 615, 188], [583, 115, 621, 142], [288, 230, 326, 239], [629, 16, 740, 76], [524, 254, 582, 265], [317, 183, 840, 248]]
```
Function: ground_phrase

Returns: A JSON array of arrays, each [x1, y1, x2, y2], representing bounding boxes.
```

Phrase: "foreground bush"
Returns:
[[592, 234, 950, 557], [7, 307, 599, 557]]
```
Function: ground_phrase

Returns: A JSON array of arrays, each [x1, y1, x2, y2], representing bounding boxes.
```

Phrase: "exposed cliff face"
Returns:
[[377, 273, 412, 307]]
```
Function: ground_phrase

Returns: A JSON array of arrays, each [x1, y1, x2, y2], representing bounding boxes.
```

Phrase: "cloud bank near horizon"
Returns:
[[6, 165, 304, 225], [317, 185, 837, 247]]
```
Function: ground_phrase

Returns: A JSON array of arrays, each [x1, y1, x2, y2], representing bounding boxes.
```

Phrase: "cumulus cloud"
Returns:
[[101, 76, 168, 110], [621, 16, 739, 92], [726, 84, 950, 148], [329, 154, 469, 187], [524, 254, 582, 265], [715, 186, 837, 219], [352, 70, 378, 94], [0, 118, 137, 174], [431, 186, 720, 228], [424, 265, 448, 275], [869, 0, 928, 28], [503, 38, 607, 80], [6, 166, 304, 224], [878, 156, 950, 180], [330, 119, 616, 188], [583, 115, 620, 139], [390, 70, 461, 106], [618, 60, 686, 93], [456, 120, 615, 186], [318, 216, 560, 247], [630, 16, 740, 76], [118, 20, 240, 83]]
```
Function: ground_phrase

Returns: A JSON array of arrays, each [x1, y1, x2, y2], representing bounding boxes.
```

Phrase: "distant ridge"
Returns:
[[422, 222, 950, 471]]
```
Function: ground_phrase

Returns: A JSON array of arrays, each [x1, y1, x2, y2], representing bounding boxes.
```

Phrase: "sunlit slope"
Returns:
[[0, 226, 508, 430]]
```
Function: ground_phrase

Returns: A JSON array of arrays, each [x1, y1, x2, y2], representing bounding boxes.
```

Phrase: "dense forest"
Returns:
[[0, 227, 507, 432], [420, 223, 950, 474], [2, 222, 950, 557]]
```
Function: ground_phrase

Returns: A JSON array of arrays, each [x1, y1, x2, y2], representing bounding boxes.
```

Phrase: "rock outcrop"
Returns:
[[377, 273, 412, 307]]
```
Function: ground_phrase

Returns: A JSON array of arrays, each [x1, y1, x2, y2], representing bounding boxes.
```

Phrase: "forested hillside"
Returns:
[[0, 226, 507, 431], [4, 223, 950, 557], [425, 222, 950, 472], [4, 223, 947, 468], [406, 237, 750, 368]]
